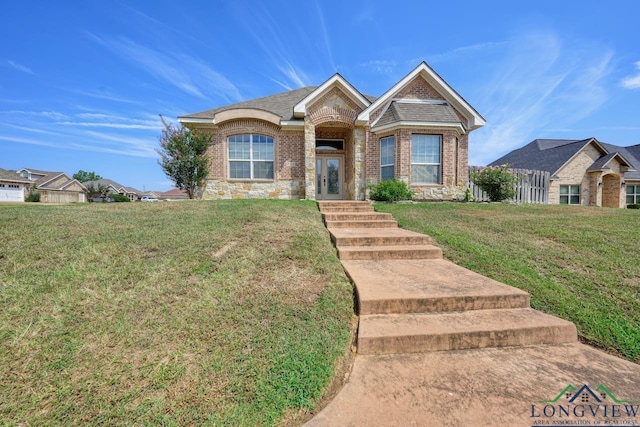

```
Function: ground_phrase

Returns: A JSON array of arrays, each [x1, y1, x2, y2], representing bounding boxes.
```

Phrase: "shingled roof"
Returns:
[[0, 168, 31, 183], [489, 138, 640, 179], [375, 101, 461, 129]]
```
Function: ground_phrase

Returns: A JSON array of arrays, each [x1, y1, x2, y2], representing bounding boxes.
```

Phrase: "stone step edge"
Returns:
[[337, 245, 443, 260]]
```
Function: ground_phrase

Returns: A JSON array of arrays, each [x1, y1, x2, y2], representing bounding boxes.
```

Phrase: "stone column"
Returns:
[[353, 126, 366, 200], [304, 117, 316, 200]]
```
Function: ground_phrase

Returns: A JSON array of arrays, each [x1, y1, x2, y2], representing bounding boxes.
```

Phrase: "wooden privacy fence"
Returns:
[[468, 166, 550, 204]]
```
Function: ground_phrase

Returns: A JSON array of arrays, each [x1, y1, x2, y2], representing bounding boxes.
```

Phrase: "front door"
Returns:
[[316, 155, 343, 200]]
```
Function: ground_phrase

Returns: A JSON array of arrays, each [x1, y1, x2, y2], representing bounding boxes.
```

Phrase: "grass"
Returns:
[[375, 202, 640, 363], [0, 200, 354, 425]]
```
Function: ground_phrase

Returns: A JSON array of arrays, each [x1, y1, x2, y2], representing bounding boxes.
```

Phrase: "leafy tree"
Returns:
[[471, 165, 518, 202], [85, 183, 110, 202], [157, 115, 211, 199], [73, 170, 102, 182]]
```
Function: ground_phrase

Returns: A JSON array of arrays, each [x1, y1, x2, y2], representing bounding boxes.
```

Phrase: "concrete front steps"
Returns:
[[318, 200, 578, 356]]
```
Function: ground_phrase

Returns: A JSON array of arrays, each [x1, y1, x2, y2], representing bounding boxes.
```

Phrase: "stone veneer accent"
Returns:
[[304, 118, 316, 200], [201, 179, 304, 200]]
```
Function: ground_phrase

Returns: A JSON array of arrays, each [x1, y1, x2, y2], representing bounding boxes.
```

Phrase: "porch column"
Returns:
[[353, 126, 366, 200], [304, 117, 316, 200]]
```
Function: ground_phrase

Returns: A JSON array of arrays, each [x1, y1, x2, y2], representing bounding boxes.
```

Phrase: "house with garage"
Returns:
[[16, 168, 87, 203], [489, 138, 640, 208], [178, 62, 485, 200], [0, 168, 32, 202]]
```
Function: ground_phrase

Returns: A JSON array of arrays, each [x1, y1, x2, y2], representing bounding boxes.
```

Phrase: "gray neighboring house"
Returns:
[[0, 168, 32, 202], [489, 138, 640, 208]]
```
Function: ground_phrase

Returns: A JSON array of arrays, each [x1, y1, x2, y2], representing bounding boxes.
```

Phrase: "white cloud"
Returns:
[[469, 31, 614, 165], [7, 60, 34, 75], [87, 33, 243, 102], [359, 60, 396, 74], [620, 61, 640, 89]]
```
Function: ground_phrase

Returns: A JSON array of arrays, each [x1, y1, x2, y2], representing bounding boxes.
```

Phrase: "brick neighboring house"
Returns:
[[17, 168, 87, 203], [489, 138, 640, 208], [178, 62, 485, 200]]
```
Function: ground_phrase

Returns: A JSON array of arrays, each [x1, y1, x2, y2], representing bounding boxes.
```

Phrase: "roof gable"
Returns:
[[371, 99, 464, 133], [293, 74, 371, 118], [357, 62, 485, 131]]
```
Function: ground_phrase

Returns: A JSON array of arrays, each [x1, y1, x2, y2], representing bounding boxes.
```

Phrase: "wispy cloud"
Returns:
[[425, 42, 509, 64], [66, 88, 139, 104], [87, 33, 243, 102], [470, 31, 614, 165], [314, 1, 335, 71], [620, 61, 640, 89], [359, 60, 396, 74], [7, 60, 34, 75], [232, 2, 312, 89]]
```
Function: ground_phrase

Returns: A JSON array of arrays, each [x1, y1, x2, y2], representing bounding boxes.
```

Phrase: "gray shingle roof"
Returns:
[[489, 139, 594, 174], [84, 179, 142, 194], [0, 168, 30, 183], [375, 101, 461, 128], [180, 86, 378, 121], [489, 138, 640, 179]]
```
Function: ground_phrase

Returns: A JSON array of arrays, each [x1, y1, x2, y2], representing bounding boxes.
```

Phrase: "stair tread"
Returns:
[[338, 244, 440, 252], [343, 259, 529, 301], [330, 228, 428, 239], [359, 308, 575, 338]]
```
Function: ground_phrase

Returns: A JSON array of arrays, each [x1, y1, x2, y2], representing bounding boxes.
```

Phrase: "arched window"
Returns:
[[228, 134, 274, 179]]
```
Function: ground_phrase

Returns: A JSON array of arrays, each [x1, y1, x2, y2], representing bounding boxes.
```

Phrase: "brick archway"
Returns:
[[602, 174, 621, 208]]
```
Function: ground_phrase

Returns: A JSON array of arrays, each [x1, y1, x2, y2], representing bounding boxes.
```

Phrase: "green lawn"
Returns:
[[0, 200, 354, 425], [375, 202, 640, 362]]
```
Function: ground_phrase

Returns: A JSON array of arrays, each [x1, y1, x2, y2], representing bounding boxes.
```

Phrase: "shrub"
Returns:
[[26, 192, 41, 202], [368, 179, 413, 202], [471, 165, 518, 202], [110, 194, 131, 203], [627, 203, 640, 209]]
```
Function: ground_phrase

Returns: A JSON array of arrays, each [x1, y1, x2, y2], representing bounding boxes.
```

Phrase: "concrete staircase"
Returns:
[[318, 200, 577, 356]]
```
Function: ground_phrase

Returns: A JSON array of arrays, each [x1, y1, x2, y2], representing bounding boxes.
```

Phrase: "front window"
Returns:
[[411, 134, 441, 184], [228, 134, 274, 180], [560, 185, 580, 205], [626, 185, 640, 205], [380, 136, 395, 180]]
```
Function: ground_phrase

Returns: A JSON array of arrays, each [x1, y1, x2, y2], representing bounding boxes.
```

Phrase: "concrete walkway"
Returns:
[[306, 201, 640, 426]]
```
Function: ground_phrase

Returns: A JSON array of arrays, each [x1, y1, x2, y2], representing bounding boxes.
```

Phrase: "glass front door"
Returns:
[[316, 156, 343, 200]]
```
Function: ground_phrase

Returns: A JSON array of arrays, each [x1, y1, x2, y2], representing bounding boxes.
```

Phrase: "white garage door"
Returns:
[[0, 183, 24, 202]]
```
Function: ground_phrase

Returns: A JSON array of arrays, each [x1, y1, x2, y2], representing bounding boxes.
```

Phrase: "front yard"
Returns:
[[375, 202, 640, 363], [0, 200, 354, 425]]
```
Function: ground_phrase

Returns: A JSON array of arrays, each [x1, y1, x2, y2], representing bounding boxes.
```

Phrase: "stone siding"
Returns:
[[202, 179, 304, 200], [550, 144, 602, 206]]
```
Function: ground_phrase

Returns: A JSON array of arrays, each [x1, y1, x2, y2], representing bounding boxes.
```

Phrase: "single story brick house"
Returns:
[[83, 178, 143, 201], [178, 62, 485, 200], [489, 138, 640, 208]]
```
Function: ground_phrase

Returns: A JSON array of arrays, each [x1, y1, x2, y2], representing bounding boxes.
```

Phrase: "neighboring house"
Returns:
[[0, 168, 32, 202], [84, 179, 143, 201], [178, 62, 485, 201], [489, 138, 640, 208], [160, 188, 188, 200], [17, 168, 86, 203]]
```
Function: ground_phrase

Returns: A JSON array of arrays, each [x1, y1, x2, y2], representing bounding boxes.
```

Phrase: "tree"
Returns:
[[73, 170, 102, 182], [471, 165, 518, 202], [157, 115, 211, 199]]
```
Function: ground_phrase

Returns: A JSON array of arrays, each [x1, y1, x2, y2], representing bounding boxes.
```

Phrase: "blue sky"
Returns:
[[2, 1, 639, 191]]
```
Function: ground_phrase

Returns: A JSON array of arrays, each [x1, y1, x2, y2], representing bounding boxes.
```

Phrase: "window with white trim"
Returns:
[[228, 134, 274, 180], [380, 136, 394, 180], [560, 185, 580, 205], [411, 134, 441, 184], [626, 185, 640, 205]]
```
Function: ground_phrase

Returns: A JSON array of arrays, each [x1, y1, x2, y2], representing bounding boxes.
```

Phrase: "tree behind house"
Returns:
[[73, 170, 102, 182], [157, 116, 211, 199]]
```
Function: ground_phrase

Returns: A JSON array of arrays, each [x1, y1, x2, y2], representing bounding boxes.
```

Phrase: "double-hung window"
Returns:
[[559, 185, 580, 205], [380, 136, 395, 180], [228, 134, 274, 179], [411, 134, 441, 184], [626, 185, 640, 205]]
